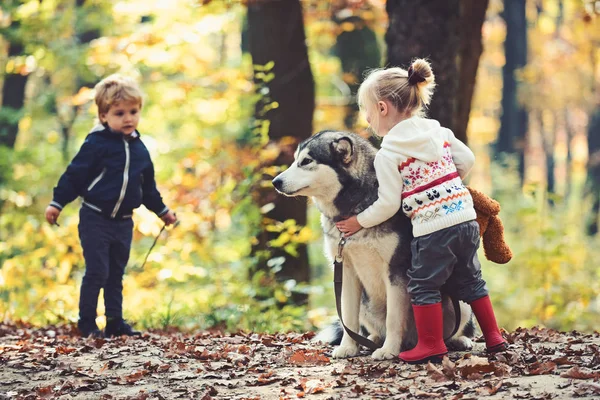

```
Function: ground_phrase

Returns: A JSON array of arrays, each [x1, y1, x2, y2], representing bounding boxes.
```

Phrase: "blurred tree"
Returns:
[[385, 0, 488, 144], [246, 0, 315, 304], [455, 0, 490, 145], [586, 105, 600, 235], [53, 0, 108, 160], [496, 0, 527, 181], [0, 1, 112, 161], [535, 109, 558, 203], [330, 0, 381, 129], [0, 13, 29, 150], [386, 0, 459, 138], [0, 2, 31, 200]]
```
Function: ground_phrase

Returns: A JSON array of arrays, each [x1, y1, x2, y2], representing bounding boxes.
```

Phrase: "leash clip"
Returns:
[[335, 236, 346, 263]]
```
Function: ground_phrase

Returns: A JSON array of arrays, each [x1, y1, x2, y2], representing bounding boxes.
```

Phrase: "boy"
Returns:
[[45, 74, 177, 338]]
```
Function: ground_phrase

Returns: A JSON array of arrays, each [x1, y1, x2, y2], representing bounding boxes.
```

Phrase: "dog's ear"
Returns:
[[331, 137, 353, 165]]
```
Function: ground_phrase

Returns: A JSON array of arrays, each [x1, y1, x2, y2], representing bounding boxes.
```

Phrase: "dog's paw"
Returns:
[[371, 346, 398, 360], [331, 344, 360, 359], [447, 336, 473, 351], [367, 334, 383, 345]]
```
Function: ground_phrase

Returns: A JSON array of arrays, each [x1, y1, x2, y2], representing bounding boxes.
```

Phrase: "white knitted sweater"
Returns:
[[357, 117, 477, 237]]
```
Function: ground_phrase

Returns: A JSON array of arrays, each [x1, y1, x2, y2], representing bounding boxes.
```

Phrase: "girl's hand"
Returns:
[[161, 210, 177, 226], [45, 206, 61, 225], [335, 215, 363, 237]]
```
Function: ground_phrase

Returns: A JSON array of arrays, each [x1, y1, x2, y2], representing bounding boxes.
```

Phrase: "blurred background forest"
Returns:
[[1, 0, 599, 334]]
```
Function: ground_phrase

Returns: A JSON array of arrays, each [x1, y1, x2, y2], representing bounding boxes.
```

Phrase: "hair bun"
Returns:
[[407, 65, 426, 85]]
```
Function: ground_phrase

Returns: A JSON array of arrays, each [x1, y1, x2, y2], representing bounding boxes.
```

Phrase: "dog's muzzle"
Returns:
[[272, 176, 284, 192]]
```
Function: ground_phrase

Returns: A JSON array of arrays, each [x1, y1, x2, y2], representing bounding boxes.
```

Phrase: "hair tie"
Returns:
[[408, 65, 426, 85]]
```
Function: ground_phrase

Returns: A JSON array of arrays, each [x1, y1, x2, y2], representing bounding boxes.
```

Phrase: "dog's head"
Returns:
[[272, 131, 377, 206]]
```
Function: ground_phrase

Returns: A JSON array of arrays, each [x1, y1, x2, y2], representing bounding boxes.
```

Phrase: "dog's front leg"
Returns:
[[331, 262, 362, 359], [372, 283, 408, 360]]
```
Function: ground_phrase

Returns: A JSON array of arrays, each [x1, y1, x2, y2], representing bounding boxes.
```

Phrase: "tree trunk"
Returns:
[[0, 27, 29, 149], [455, 0, 490, 144], [496, 0, 528, 184], [385, 0, 461, 135], [564, 108, 574, 199], [57, 0, 103, 161], [539, 111, 556, 204], [385, 0, 488, 145], [586, 107, 600, 236], [246, 0, 315, 304], [332, 3, 381, 130]]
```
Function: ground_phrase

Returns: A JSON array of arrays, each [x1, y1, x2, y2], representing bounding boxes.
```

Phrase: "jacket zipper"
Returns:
[[87, 168, 106, 191], [139, 173, 143, 198], [111, 139, 130, 218]]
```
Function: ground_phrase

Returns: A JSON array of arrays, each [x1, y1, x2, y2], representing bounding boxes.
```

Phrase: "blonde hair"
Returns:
[[357, 59, 436, 132], [94, 74, 143, 115]]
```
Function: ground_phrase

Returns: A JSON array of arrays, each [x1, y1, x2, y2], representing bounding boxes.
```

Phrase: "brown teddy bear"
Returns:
[[467, 186, 513, 264]]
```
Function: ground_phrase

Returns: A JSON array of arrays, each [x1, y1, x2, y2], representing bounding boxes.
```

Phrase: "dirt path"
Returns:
[[1, 323, 599, 399]]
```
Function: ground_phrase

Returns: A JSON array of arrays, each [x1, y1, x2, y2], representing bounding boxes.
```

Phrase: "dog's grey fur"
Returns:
[[272, 130, 475, 360]]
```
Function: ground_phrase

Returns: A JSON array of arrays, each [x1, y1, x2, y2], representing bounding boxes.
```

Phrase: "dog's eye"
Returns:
[[300, 158, 313, 167]]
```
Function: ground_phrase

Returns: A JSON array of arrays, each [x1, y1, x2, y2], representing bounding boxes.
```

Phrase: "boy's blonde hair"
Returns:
[[94, 74, 143, 115], [357, 59, 436, 133]]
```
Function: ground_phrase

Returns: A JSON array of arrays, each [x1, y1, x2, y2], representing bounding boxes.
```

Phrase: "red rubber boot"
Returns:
[[470, 295, 507, 353], [398, 303, 448, 364]]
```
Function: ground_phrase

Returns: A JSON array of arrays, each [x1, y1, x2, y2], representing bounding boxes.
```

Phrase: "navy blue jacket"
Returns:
[[51, 125, 168, 219]]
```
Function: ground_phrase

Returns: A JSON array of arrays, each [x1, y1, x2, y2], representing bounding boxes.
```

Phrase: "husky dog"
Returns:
[[272, 130, 475, 360]]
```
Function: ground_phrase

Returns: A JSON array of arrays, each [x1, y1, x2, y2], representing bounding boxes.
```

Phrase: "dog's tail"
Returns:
[[313, 320, 343, 345]]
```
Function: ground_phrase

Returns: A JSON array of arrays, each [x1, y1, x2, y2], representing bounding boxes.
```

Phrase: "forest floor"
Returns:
[[1, 323, 599, 400]]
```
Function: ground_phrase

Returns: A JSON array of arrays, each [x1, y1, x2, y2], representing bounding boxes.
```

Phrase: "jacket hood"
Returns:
[[381, 117, 447, 162], [90, 124, 106, 134]]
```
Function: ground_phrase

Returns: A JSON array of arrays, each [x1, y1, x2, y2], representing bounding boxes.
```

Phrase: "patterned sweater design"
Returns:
[[356, 117, 476, 237], [399, 142, 476, 236]]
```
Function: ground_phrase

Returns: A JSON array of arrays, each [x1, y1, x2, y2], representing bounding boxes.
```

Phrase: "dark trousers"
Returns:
[[78, 206, 133, 324], [408, 220, 488, 305]]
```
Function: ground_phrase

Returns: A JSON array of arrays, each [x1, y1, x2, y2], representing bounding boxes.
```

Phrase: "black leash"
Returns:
[[333, 236, 381, 351], [447, 297, 462, 340], [333, 235, 461, 351]]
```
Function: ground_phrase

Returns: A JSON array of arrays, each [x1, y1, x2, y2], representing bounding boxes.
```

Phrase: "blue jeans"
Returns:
[[78, 206, 133, 323]]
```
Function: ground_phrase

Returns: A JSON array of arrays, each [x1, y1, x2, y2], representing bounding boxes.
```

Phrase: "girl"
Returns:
[[336, 59, 507, 364]]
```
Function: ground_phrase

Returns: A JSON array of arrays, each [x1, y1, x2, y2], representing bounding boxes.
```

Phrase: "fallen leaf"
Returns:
[[560, 366, 600, 380], [527, 361, 556, 375], [413, 388, 442, 398], [475, 380, 503, 396], [442, 356, 458, 380], [550, 356, 574, 365], [456, 356, 496, 379], [426, 362, 448, 382], [287, 349, 329, 365], [574, 382, 600, 396], [303, 379, 325, 394]]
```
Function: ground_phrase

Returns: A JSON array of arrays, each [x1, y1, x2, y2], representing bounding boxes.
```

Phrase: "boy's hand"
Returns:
[[45, 205, 61, 225], [161, 210, 177, 226], [335, 215, 363, 237]]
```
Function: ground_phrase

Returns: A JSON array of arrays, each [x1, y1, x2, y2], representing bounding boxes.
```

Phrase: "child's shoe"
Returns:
[[78, 319, 105, 338], [105, 318, 142, 338], [398, 302, 448, 364], [470, 295, 508, 353]]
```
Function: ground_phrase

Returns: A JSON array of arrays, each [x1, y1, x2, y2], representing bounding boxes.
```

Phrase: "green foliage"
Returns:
[[1, 0, 599, 335], [480, 163, 600, 332], [0, 146, 14, 184], [0, 106, 25, 127], [0, 1, 320, 333]]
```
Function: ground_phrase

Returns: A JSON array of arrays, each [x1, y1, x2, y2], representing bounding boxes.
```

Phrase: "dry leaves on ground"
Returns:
[[1, 323, 599, 399]]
